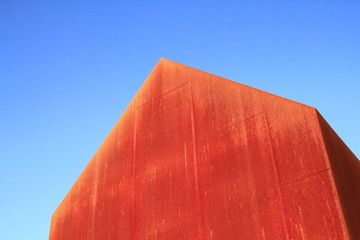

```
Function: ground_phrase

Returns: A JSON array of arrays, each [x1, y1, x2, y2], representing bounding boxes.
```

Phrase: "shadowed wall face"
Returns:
[[317, 113, 360, 239], [49, 59, 359, 240]]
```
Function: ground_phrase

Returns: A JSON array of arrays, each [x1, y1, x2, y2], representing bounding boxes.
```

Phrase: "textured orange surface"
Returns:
[[49, 59, 359, 240]]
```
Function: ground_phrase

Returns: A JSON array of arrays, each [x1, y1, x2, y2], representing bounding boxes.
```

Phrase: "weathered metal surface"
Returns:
[[49, 58, 359, 239]]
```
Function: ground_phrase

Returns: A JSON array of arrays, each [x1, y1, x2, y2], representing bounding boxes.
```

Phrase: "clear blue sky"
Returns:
[[1, 1, 359, 239]]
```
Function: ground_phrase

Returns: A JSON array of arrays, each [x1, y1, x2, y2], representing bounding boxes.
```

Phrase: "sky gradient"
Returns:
[[1, 1, 359, 239]]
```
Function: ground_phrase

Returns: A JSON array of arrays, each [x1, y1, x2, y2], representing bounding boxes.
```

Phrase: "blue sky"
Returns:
[[0, 1, 359, 239]]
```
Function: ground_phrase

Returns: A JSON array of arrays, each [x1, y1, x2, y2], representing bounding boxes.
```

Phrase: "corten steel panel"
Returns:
[[50, 58, 359, 240], [196, 113, 287, 239], [134, 84, 198, 237], [280, 170, 348, 239]]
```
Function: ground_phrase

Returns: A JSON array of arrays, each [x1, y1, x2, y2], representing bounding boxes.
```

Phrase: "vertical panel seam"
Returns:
[[264, 112, 290, 240], [189, 82, 203, 239]]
